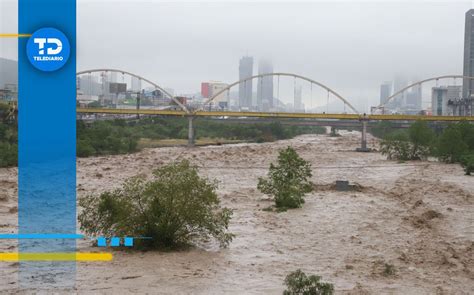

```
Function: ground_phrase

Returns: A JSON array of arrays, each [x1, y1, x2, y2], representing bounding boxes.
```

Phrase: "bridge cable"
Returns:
[[243, 80, 246, 109], [326, 90, 329, 113], [294, 76, 296, 110], [277, 75, 280, 105]]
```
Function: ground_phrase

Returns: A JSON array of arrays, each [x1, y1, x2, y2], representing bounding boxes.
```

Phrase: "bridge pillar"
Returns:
[[356, 116, 370, 152], [187, 116, 195, 147], [136, 92, 141, 120]]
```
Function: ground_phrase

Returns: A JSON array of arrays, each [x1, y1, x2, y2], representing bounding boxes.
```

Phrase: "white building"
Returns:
[[131, 77, 142, 92], [208, 82, 229, 105], [431, 86, 462, 116]]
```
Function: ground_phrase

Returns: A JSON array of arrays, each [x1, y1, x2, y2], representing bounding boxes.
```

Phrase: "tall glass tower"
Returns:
[[463, 9, 474, 99], [239, 56, 253, 109]]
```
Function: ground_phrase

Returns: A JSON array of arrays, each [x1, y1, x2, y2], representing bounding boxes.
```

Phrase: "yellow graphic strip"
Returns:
[[0, 34, 31, 38], [0, 252, 113, 261]]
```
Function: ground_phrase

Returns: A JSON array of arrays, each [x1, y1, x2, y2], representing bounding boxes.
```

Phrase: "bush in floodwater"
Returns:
[[258, 146, 312, 209], [460, 154, 474, 175], [78, 159, 234, 249], [283, 269, 334, 295]]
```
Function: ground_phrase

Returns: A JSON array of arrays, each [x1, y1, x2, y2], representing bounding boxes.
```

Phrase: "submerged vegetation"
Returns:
[[77, 117, 326, 157], [0, 104, 17, 167], [283, 269, 334, 295], [78, 160, 234, 249], [377, 120, 474, 174], [258, 146, 313, 210]]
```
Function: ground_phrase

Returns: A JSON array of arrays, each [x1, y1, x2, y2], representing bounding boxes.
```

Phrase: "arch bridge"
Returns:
[[376, 75, 474, 111], [71, 70, 474, 150], [201, 72, 359, 114], [76, 68, 190, 113]]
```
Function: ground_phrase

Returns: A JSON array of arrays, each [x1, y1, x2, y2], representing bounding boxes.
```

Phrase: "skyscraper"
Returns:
[[379, 81, 392, 105], [294, 84, 303, 111], [257, 59, 274, 111], [238, 56, 253, 109], [392, 76, 407, 109], [463, 9, 474, 99]]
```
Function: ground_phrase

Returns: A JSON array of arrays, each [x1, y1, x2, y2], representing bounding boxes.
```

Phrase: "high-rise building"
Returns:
[[238, 56, 253, 109], [131, 77, 142, 92], [392, 76, 407, 108], [406, 81, 422, 111], [432, 87, 448, 116], [432, 86, 461, 116], [294, 84, 303, 111], [379, 81, 392, 105], [257, 59, 274, 111], [447, 85, 462, 101], [463, 9, 474, 99]]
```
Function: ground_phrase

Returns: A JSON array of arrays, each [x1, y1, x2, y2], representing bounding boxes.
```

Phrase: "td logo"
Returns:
[[27, 27, 70, 72]]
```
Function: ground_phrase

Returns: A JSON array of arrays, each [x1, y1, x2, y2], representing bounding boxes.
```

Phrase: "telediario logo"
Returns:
[[27, 27, 70, 72]]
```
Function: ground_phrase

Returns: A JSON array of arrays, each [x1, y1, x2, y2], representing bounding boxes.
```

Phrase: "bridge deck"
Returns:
[[76, 108, 474, 122]]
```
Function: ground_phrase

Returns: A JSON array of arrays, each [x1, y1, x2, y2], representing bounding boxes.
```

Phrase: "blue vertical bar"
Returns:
[[18, 0, 76, 289]]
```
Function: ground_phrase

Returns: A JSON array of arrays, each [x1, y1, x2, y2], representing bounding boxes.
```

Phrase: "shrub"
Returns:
[[78, 160, 234, 249], [383, 263, 396, 277], [460, 154, 474, 175], [258, 146, 312, 209], [0, 142, 17, 167], [407, 120, 435, 160], [455, 120, 474, 151], [380, 131, 411, 161], [283, 269, 334, 295], [370, 121, 393, 139], [77, 139, 95, 157], [436, 125, 468, 163]]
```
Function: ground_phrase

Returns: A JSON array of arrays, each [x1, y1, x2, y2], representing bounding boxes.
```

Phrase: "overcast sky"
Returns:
[[1, 0, 473, 110]]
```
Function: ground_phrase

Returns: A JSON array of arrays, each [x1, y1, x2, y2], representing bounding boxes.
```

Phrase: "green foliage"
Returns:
[[87, 101, 102, 108], [436, 125, 468, 163], [77, 120, 139, 157], [283, 269, 334, 295], [76, 118, 326, 158], [78, 160, 234, 249], [460, 154, 474, 175], [258, 147, 312, 209], [0, 121, 17, 167], [383, 263, 396, 277], [370, 121, 394, 139], [454, 120, 474, 151], [380, 120, 434, 161], [379, 130, 411, 161], [407, 120, 435, 160]]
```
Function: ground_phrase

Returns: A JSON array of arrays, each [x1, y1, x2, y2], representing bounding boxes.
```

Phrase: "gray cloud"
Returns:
[[1, 1, 471, 111]]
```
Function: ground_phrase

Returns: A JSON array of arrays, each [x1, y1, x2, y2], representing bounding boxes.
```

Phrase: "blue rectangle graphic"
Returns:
[[18, 0, 76, 289]]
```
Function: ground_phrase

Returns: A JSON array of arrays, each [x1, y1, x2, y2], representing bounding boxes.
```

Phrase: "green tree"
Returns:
[[455, 120, 474, 151], [437, 125, 468, 163], [258, 146, 312, 209], [0, 142, 17, 167], [77, 139, 96, 157], [379, 131, 411, 161], [78, 160, 234, 249], [370, 121, 394, 139], [283, 269, 334, 295], [460, 154, 474, 175], [407, 120, 435, 160]]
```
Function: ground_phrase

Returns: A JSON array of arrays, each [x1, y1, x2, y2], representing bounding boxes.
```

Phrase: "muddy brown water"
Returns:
[[0, 132, 473, 294]]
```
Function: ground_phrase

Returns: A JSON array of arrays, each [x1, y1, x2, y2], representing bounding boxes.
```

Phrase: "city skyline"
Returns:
[[1, 1, 472, 112]]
